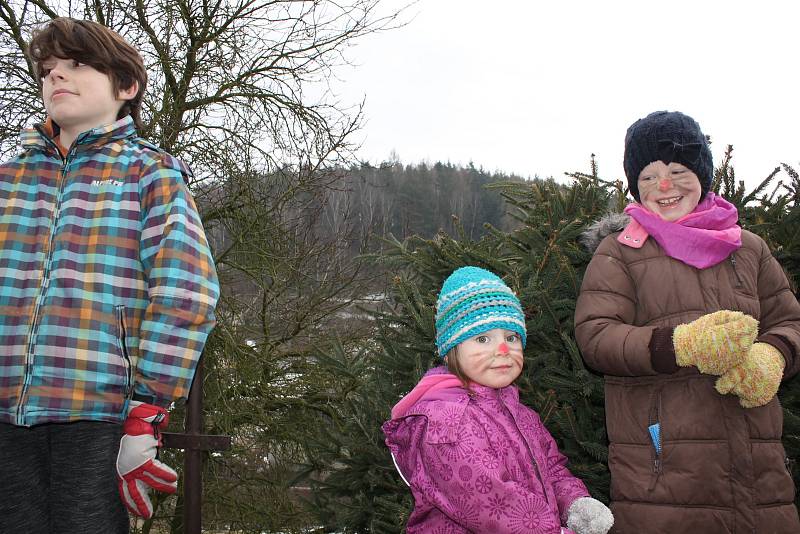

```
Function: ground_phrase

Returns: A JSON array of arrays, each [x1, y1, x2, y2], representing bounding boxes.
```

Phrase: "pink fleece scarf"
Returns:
[[618, 192, 742, 269], [391, 373, 464, 419]]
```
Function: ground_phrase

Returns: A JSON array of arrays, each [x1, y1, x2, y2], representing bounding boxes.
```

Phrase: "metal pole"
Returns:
[[184, 359, 204, 534], [162, 358, 230, 534]]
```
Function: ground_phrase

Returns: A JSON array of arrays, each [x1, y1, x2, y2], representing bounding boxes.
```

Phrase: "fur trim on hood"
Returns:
[[579, 212, 630, 254]]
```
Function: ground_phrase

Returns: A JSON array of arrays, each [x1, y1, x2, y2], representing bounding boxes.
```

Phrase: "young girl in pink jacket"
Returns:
[[383, 266, 613, 534]]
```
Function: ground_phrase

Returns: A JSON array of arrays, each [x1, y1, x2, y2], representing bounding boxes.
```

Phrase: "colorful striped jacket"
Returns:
[[0, 117, 219, 426]]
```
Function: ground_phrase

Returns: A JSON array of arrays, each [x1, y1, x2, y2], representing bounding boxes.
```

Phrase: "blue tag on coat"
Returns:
[[648, 423, 662, 455]]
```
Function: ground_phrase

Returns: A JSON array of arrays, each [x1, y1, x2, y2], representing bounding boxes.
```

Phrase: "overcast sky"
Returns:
[[333, 0, 800, 191]]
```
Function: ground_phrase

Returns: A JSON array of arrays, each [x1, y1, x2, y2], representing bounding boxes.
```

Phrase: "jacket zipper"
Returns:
[[500, 393, 555, 508], [16, 142, 71, 425], [116, 305, 134, 398], [729, 253, 743, 288], [648, 388, 664, 491]]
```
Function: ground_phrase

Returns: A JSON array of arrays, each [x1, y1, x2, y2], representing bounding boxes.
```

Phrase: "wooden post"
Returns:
[[162, 359, 231, 534]]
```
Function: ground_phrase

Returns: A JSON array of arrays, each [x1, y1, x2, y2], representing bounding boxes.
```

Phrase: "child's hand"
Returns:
[[715, 342, 785, 408], [117, 401, 178, 518], [566, 497, 614, 534], [673, 310, 758, 375]]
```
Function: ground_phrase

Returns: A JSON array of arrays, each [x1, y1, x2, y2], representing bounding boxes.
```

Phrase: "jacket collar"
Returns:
[[402, 375, 521, 444], [579, 212, 630, 253], [21, 115, 138, 156]]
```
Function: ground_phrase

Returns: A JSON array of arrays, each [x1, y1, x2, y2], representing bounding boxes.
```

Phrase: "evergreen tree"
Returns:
[[712, 152, 800, 488]]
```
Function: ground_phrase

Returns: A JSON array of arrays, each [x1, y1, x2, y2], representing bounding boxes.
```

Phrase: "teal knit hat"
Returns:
[[435, 266, 527, 357]]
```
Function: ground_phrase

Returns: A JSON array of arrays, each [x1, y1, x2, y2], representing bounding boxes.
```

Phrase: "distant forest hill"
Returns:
[[327, 160, 536, 250]]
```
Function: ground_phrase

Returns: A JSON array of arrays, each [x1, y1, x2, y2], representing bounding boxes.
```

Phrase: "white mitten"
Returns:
[[566, 497, 614, 534], [117, 401, 178, 518]]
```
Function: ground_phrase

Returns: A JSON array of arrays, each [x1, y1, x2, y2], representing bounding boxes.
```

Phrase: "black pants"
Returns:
[[0, 420, 129, 534]]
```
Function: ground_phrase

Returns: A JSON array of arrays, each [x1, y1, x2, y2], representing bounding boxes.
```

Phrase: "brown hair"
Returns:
[[445, 346, 472, 389], [28, 17, 147, 130]]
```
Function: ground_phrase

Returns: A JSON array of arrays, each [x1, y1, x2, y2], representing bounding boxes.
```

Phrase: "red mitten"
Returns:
[[117, 401, 178, 518]]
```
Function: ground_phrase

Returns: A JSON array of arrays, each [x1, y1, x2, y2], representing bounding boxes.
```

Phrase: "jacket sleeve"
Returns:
[[134, 154, 219, 406], [529, 410, 590, 523], [754, 237, 800, 380], [383, 415, 564, 534], [574, 236, 659, 376]]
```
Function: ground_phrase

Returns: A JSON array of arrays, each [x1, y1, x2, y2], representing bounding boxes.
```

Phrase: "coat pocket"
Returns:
[[647, 386, 664, 491], [115, 304, 133, 398]]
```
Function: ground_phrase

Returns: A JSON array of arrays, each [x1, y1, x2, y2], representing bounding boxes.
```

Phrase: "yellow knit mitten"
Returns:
[[673, 310, 758, 375], [715, 342, 785, 408]]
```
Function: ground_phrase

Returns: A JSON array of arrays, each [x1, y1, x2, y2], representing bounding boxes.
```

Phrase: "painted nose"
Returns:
[[497, 342, 509, 355], [658, 178, 671, 192]]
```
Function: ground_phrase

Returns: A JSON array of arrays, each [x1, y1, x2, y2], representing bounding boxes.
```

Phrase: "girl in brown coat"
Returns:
[[575, 111, 800, 533]]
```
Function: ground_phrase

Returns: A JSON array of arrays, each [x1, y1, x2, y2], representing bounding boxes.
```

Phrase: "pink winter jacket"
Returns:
[[382, 366, 589, 533]]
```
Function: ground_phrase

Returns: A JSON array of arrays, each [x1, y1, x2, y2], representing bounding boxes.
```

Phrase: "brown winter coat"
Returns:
[[574, 215, 800, 534]]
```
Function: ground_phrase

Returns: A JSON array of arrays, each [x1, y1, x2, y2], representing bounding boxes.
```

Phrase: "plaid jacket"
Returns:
[[0, 117, 219, 426]]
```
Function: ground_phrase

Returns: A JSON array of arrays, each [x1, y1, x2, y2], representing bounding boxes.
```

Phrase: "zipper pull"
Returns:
[[648, 458, 662, 490], [729, 254, 743, 287], [647, 422, 662, 491]]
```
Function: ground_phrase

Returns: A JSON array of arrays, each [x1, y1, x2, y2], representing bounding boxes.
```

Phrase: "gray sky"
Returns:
[[334, 0, 800, 191]]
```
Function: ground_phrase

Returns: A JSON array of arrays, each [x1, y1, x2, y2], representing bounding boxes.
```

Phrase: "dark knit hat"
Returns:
[[623, 111, 713, 201], [435, 266, 526, 358]]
